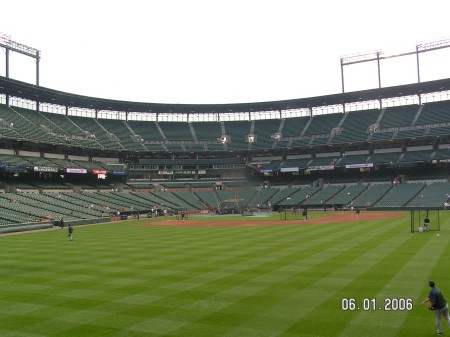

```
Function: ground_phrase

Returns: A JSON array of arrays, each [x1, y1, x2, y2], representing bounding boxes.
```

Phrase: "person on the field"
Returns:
[[302, 209, 308, 221], [68, 224, 74, 241], [424, 216, 430, 232], [421, 280, 450, 335]]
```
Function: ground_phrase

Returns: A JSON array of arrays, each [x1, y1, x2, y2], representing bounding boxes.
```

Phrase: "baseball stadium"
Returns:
[[1, 32, 450, 337]]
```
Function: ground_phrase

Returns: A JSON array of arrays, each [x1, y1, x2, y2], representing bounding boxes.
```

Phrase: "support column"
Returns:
[[5, 47, 10, 78], [5, 48, 10, 106], [35, 51, 41, 110], [416, 45, 421, 83], [376, 52, 381, 89], [36, 51, 40, 86], [416, 45, 422, 105]]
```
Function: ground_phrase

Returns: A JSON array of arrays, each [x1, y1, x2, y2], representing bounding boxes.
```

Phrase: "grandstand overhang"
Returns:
[[2, 76, 450, 115]]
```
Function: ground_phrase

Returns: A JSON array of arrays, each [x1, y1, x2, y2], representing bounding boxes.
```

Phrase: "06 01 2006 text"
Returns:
[[341, 298, 413, 311]]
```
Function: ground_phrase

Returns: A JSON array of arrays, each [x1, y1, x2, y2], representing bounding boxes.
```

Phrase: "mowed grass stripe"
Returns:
[[0, 211, 442, 337], [286, 215, 428, 337], [398, 212, 450, 337], [0, 222, 315, 336], [113, 220, 372, 328], [0, 214, 394, 334], [160, 218, 396, 334], [335, 234, 449, 337], [74, 222, 350, 334], [196, 215, 408, 337], [0, 217, 369, 336], [164, 216, 394, 298], [310, 212, 450, 337]]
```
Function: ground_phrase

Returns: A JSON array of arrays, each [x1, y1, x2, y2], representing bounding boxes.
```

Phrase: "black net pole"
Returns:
[[438, 209, 440, 231]]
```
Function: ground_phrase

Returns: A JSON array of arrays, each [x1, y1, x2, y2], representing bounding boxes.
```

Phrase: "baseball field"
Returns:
[[1, 210, 449, 337]]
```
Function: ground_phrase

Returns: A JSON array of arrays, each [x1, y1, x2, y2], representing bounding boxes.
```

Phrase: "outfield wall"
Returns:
[[0, 217, 110, 234]]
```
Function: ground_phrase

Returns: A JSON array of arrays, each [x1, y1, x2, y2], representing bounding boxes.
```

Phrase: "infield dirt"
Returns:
[[138, 211, 405, 227]]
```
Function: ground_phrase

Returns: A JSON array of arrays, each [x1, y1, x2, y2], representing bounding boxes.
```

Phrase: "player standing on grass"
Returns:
[[421, 280, 450, 335], [68, 224, 74, 241], [302, 209, 308, 221], [424, 215, 431, 232]]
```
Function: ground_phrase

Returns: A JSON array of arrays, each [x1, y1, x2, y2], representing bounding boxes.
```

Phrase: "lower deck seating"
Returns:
[[0, 179, 447, 227], [301, 185, 345, 206], [375, 183, 425, 207], [407, 182, 450, 208], [352, 184, 391, 207]]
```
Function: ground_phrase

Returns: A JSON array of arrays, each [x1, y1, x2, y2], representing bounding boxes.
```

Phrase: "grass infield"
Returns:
[[0, 211, 449, 337]]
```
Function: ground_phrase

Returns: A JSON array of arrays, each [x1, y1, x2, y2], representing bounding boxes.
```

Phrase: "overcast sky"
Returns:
[[1, 0, 450, 104]]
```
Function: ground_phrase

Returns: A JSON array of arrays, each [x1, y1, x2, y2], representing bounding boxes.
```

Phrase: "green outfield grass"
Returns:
[[1, 211, 449, 337]]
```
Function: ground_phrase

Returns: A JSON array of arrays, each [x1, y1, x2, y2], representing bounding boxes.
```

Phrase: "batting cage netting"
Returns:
[[410, 209, 440, 233]]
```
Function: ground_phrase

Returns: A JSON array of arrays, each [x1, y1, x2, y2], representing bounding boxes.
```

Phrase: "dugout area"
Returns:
[[410, 209, 440, 233]]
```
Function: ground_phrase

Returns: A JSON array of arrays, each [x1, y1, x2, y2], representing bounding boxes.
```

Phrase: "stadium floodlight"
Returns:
[[0, 32, 40, 58], [340, 50, 383, 66], [0, 32, 11, 47], [340, 37, 450, 95], [0, 32, 41, 89], [417, 37, 450, 52]]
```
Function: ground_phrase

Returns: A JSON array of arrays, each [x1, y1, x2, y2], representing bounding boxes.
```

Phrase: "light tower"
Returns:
[[0, 32, 41, 106], [340, 37, 450, 106]]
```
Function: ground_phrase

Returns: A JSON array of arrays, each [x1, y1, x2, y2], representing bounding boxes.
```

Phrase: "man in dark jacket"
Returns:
[[421, 280, 450, 335], [68, 224, 74, 241]]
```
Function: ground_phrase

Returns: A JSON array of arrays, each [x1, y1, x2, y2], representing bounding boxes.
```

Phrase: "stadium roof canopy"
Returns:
[[1, 76, 450, 114]]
